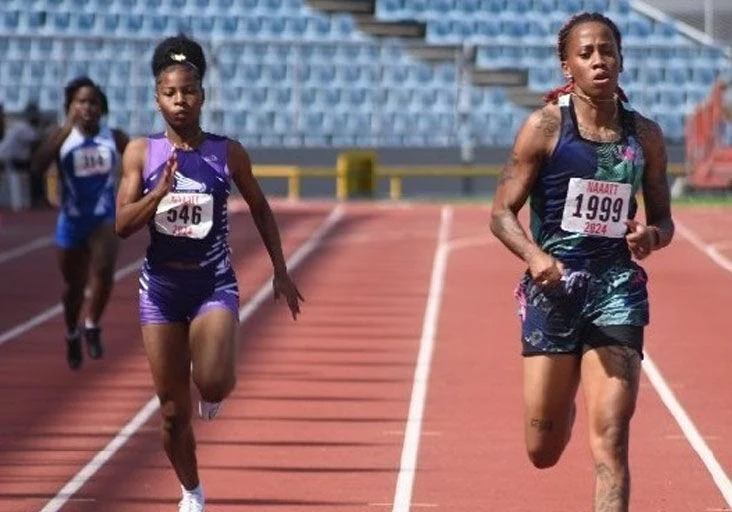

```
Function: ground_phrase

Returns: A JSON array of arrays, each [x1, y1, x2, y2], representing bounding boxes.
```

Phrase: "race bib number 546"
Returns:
[[560, 178, 631, 238], [154, 193, 213, 239]]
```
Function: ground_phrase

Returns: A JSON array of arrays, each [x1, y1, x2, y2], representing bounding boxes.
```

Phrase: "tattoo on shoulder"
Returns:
[[537, 108, 559, 138], [634, 114, 662, 145], [498, 152, 519, 185]]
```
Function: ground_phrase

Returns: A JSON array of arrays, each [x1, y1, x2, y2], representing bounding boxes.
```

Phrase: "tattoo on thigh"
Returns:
[[605, 347, 641, 392], [530, 418, 554, 431], [595, 462, 630, 511]]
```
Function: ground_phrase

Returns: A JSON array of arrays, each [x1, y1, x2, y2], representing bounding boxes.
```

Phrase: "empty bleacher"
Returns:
[[0, 0, 729, 147]]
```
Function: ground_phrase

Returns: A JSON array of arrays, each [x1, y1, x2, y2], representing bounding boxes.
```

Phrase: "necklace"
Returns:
[[165, 129, 204, 151], [572, 93, 622, 143], [571, 89, 617, 106]]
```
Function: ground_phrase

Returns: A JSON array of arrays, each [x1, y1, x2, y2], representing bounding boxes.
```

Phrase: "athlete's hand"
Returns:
[[63, 105, 83, 132], [273, 271, 304, 320], [625, 220, 654, 260], [527, 250, 565, 288], [151, 153, 177, 200]]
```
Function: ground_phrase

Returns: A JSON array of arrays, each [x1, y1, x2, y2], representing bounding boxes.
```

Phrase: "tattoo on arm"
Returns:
[[636, 115, 674, 248], [498, 152, 519, 185], [530, 418, 554, 432], [538, 108, 559, 138]]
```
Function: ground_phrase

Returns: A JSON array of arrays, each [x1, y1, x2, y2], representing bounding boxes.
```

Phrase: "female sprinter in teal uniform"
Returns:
[[490, 12, 674, 512], [115, 36, 303, 512], [32, 77, 129, 370]]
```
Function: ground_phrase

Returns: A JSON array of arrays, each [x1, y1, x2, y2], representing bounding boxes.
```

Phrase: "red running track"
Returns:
[[0, 201, 729, 512]]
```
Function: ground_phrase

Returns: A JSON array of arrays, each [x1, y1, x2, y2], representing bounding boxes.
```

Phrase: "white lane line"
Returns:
[[642, 354, 732, 505], [38, 205, 344, 512], [675, 219, 732, 273], [0, 235, 54, 265], [392, 206, 452, 512], [0, 257, 143, 347], [641, 218, 732, 506]]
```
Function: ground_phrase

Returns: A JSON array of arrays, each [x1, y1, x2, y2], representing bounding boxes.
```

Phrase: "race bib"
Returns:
[[154, 193, 213, 239], [561, 178, 631, 238], [73, 145, 113, 177]]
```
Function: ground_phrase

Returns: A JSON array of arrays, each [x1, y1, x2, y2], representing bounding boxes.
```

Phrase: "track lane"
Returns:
[[410, 206, 731, 511], [0, 204, 334, 512]]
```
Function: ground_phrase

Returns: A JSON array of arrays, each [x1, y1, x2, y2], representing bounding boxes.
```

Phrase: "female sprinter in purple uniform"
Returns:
[[115, 36, 303, 512], [490, 13, 674, 512], [32, 77, 129, 369]]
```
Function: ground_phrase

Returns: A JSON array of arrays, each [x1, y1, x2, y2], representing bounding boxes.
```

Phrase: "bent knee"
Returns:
[[527, 446, 563, 469], [196, 373, 236, 403]]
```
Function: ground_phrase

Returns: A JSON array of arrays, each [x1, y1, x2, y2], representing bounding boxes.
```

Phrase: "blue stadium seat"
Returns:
[[192, 15, 215, 37], [212, 16, 239, 39], [222, 110, 248, 136], [343, 88, 369, 110], [377, 0, 402, 20], [0, 0, 722, 147], [236, 63, 263, 84], [39, 85, 61, 111], [691, 66, 717, 85], [261, 16, 286, 38], [383, 66, 409, 86], [401, 0, 428, 18], [330, 14, 359, 41], [240, 87, 267, 108]]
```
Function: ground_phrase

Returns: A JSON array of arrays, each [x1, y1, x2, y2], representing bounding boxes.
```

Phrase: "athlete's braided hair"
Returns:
[[544, 12, 628, 104], [64, 76, 108, 115], [151, 35, 207, 81]]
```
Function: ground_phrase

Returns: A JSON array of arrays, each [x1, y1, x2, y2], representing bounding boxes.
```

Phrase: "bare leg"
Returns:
[[523, 354, 581, 468], [581, 345, 641, 512], [189, 308, 238, 404], [85, 222, 119, 324], [142, 322, 200, 490], [56, 245, 90, 334]]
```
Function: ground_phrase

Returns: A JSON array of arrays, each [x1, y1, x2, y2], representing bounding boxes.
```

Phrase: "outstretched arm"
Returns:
[[490, 106, 564, 287], [228, 140, 303, 319], [115, 138, 175, 238]]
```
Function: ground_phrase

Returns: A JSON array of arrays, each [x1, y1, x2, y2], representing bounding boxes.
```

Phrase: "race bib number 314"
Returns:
[[154, 193, 213, 239], [560, 178, 631, 238], [73, 146, 113, 177]]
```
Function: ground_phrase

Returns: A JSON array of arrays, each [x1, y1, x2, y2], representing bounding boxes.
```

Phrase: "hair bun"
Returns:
[[151, 35, 207, 79]]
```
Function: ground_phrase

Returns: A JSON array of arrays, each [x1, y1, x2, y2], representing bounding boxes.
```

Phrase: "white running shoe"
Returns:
[[198, 400, 221, 421], [178, 486, 204, 512]]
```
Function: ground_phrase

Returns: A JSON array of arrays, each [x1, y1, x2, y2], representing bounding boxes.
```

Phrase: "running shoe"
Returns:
[[66, 332, 82, 370], [84, 326, 104, 359], [198, 400, 221, 421]]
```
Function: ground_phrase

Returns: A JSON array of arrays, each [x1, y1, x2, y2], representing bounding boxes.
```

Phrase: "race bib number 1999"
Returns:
[[154, 193, 213, 239], [560, 178, 631, 238]]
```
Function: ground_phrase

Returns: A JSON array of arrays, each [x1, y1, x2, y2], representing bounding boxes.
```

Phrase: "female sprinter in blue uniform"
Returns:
[[32, 77, 129, 370], [115, 36, 303, 512], [490, 13, 674, 512]]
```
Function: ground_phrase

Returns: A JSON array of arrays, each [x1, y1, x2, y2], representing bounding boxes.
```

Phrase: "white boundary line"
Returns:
[[674, 220, 732, 274], [0, 257, 144, 347], [392, 206, 452, 512], [641, 218, 732, 506], [642, 355, 732, 505], [38, 205, 344, 512], [0, 235, 53, 265]]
